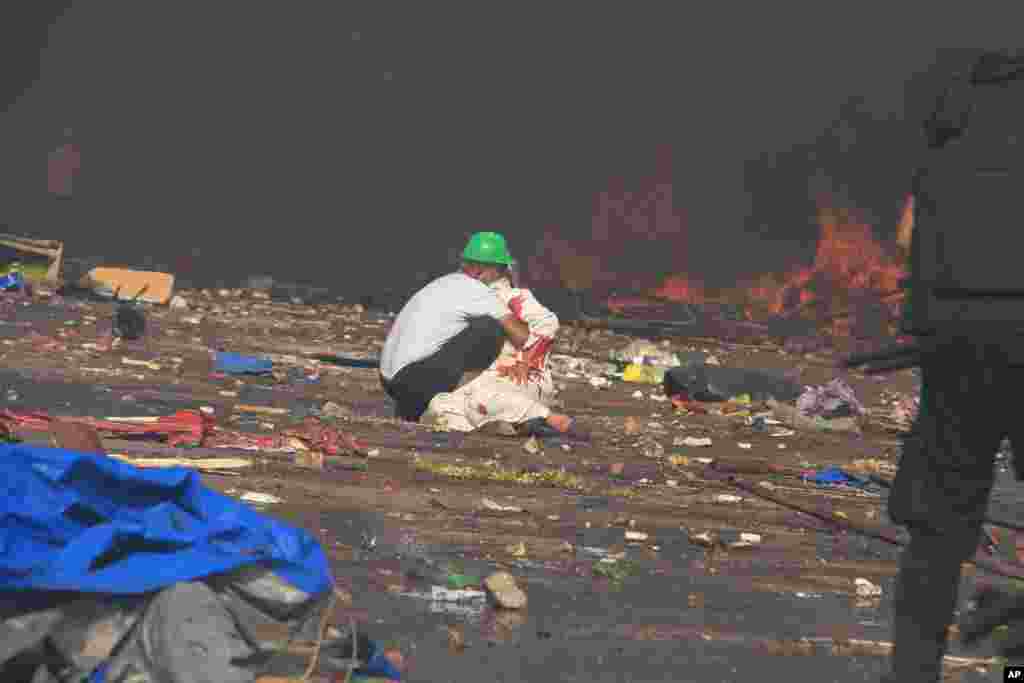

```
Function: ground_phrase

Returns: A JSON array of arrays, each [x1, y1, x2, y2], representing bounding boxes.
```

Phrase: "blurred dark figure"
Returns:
[[113, 301, 146, 340], [882, 48, 1024, 683]]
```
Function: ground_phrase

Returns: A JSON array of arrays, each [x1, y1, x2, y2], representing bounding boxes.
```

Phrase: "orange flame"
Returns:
[[655, 201, 907, 325], [653, 274, 705, 303], [526, 145, 908, 335]]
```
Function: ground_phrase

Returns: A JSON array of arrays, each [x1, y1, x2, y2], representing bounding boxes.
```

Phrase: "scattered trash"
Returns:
[[214, 351, 274, 375], [0, 269, 25, 292], [235, 403, 290, 415], [611, 339, 680, 368], [549, 354, 617, 380], [592, 559, 640, 584], [714, 494, 743, 504], [484, 571, 527, 609], [623, 416, 642, 435], [49, 421, 105, 453], [664, 364, 802, 404], [642, 441, 665, 459], [168, 294, 189, 310], [81, 267, 175, 304], [238, 491, 283, 505], [430, 586, 487, 602], [121, 357, 161, 371], [1, 409, 211, 448], [689, 531, 716, 547], [796, 378, 866, 419], [854, 577, 882, 598], [847, 458, 897, 475], [802, 466, 874, 491], [769, 399, 861, 434], [0, 237, 936, 677], [294, 450, 325, 470], [622, 363, 666, 384], [110, 455, 252, 472], [444, 573, 481, 590], [321, 400, 353, 419], [505, 541, 528, 557], [480, 498, 523, 513]]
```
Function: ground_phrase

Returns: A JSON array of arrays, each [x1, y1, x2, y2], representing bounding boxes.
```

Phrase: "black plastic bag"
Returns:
[[663, 364, 802, 403]]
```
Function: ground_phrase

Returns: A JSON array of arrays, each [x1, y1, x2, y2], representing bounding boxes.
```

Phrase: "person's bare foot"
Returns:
[[545, 413, 573, 433]]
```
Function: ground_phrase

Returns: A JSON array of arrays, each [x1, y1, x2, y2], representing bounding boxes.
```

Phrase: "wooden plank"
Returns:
[[107, 454, 252, 470], [0, 236, 63, 282], [0, 234, 63, 249], [235, 404, 290, 415], [0, 240, 60, 258]]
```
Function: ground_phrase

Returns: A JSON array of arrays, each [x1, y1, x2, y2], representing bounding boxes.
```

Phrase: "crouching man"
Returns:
[[425, 250, 575, 436], [380, 231, 575, 435]]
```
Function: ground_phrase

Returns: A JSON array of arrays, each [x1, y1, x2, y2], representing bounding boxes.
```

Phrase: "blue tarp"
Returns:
[[214, 351, 274, 375], [0, 443, 332, 596]]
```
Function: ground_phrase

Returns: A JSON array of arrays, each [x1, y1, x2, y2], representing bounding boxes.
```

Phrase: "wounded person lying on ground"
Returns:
[[379, 231, 579, 437]]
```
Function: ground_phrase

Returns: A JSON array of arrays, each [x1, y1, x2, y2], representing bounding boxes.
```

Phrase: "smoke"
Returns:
[[0, 3, 1002, 298]]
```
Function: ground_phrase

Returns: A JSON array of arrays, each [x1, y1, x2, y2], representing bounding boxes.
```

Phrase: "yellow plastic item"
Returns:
[[622, 363, 665, 384]]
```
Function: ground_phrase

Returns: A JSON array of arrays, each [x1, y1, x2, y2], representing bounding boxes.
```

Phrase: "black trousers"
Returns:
[[381, 316, 505, 422], [885, 338, 1023, 682]]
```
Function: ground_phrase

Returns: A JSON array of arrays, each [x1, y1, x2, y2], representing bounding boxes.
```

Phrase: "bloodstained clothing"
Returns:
[[424, 277, 559, 432]]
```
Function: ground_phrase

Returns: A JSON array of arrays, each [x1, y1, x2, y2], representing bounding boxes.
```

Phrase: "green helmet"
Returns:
[[462, 231, 514, 266]]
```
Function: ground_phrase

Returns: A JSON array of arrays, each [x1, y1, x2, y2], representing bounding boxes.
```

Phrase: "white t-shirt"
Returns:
[[380, 272, 509, 380]]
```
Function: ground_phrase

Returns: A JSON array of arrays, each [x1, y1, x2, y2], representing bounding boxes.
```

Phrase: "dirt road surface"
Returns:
[[0, 286, 1010, 682]]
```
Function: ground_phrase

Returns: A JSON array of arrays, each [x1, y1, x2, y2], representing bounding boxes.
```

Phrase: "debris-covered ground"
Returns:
[[1, 285, 1012, 682]]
